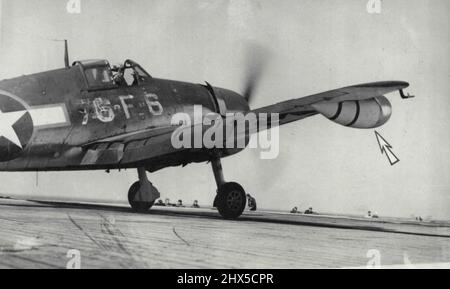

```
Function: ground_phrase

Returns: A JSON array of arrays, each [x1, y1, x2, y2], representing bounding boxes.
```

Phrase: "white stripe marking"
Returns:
[[29, 104, 70, 128]]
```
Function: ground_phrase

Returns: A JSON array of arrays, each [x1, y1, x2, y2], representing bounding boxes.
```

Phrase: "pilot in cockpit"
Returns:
[[112, 64, 126, 86], [112, 63, 140, 87]]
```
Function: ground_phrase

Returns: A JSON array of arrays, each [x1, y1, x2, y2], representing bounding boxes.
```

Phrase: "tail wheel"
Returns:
[[216, 182, 246, 219], [128, 181, 155, 212]]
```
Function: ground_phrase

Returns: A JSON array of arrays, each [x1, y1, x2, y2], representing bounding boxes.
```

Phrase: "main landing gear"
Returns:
[[128, 167, 160, 212], [211, 158, 247, 220], [127, 158, 247, 219]]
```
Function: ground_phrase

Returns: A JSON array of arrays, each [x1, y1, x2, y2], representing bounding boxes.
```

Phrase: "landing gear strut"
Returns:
[[211, 158, 247, 219], [128, 167, 160, 212]]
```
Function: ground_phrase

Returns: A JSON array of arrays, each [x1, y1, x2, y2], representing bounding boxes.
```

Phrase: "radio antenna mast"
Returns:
[[50, 39, 70, 68], [64, 39, 70, 68]]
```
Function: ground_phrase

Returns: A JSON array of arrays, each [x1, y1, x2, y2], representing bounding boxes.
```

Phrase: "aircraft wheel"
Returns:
[[128, 181, 155, 212], [216, 182, 247, 220]]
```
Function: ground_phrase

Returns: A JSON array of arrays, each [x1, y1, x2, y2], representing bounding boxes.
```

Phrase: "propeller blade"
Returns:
[[243, 44, 270, 104]]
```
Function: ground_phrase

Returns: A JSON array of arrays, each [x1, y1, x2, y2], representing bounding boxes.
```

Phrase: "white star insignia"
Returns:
[[0, 109, 27, 149]]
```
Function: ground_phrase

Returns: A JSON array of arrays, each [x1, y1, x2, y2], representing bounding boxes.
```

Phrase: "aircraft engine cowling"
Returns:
[[311, 96, 392, 129]]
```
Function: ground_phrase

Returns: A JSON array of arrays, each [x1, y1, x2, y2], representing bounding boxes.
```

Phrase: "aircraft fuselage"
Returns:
[[0, 60, 249, 172]]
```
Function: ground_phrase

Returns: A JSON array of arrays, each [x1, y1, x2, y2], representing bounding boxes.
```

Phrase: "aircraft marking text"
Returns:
[[81, 93, 164, 125]]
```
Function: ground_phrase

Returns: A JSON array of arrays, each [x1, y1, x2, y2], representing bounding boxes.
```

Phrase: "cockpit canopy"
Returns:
[[73, 59, 152, 90]]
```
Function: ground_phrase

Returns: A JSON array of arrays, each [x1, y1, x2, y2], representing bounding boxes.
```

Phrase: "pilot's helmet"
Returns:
[[112, 63, 123, 72]]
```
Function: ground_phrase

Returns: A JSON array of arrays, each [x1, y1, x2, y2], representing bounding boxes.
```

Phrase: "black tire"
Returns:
[[216, 182, 246, 219], [128, 181, 155, 212]]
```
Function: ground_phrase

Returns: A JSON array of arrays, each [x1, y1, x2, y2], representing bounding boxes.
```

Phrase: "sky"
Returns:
[[0, 0, 448, 220]]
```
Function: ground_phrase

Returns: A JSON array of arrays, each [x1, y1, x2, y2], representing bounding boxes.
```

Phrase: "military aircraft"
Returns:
[[0, 41, 413, 219]]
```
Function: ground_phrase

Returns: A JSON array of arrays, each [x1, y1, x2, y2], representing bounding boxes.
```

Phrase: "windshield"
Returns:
[[84, 66, 114, 87], [134, 65, 150, 79], [112, 60, 152, 87]]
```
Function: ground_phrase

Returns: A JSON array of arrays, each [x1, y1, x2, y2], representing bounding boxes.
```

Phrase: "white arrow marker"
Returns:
[[375, 131, 400, 166]]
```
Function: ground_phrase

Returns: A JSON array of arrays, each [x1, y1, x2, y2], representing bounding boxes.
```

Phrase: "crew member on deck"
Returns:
[[247, 194, 257, 211], [192, 200, 200, 208], [304, 207, 314, 215]]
